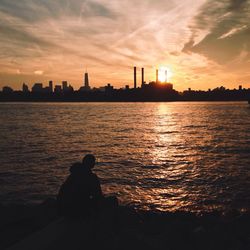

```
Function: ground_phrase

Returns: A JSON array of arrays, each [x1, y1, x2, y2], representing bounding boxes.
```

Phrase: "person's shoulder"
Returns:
[[69, 162, 83, 174], [91, 172, 98, 178], [90, 172, 99, 181]]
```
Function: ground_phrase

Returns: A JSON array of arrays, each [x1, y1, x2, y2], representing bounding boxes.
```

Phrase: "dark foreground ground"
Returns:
[[0, 199, 249, 250]]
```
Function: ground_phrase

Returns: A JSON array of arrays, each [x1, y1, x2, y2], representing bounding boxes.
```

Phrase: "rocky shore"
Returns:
[[0, 199, 249, 250]]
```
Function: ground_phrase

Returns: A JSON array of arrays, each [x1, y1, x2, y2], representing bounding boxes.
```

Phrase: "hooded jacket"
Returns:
[[57, 162, 103, 217]]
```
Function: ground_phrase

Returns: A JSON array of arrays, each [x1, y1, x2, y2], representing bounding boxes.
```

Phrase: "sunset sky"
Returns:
[[0, 0, 249, 91]]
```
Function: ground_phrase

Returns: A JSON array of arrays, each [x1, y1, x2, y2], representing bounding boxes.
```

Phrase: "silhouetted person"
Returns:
[[57, 154, 103, 218]]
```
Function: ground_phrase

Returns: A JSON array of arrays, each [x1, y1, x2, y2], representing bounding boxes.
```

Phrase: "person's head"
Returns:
[[82, 154, 96, 169]]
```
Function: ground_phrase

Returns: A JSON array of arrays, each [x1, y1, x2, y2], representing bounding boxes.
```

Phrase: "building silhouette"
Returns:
[[1, 65, 250, 102], [22, 83, 29, 93], [32, 83, 43, 93], [79, 71, 91, 92], [62, 81, 68, 92], [84, 72, 89, 88], [2, 86, 13, 94], [49, 81, 53, 93], [105, 83, 114, 94], [54, 85, 62, 94]]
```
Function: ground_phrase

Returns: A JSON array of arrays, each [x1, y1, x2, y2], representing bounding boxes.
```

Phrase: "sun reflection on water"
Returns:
[[0, 102, 250, 212]]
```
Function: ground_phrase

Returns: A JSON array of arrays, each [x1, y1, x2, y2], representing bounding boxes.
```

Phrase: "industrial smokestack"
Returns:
[[156, 69, 159, 83], [141, 68, 144, 86], [134, 66, 137, 89], [165, 70, 168, 83]]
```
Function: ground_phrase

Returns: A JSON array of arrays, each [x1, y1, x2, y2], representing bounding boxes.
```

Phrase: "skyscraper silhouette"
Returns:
[[22, 83, 29, 93], [49, 81, 53, 93], [62, 81, 68, 92], [84, 72, 89, 88], [79, 71, 91, 91]]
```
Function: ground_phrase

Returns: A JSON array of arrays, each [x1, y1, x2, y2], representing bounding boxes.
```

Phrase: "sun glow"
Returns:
[[158, 66, 173, 82]]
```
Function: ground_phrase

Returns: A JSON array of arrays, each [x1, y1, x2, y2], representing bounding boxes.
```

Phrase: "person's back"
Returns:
[[57, 155, 103, 218]]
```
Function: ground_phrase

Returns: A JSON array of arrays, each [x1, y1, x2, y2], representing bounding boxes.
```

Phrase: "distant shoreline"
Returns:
[[1, 86, 250, 103]]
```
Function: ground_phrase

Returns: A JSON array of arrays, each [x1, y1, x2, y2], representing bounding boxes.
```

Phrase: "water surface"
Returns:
[[0, 102, 250, 212]]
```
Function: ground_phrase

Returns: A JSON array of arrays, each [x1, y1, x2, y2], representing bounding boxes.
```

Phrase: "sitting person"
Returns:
[[57, 154, 118, 219]]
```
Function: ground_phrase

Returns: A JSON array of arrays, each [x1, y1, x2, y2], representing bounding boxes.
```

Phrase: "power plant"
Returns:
[[134, 67, 146, 88], [132, 66, 173, 91], [133, 66, 171, 86]]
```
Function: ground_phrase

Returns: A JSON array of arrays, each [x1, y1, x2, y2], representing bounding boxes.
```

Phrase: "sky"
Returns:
[[0, 0, 249, 91]]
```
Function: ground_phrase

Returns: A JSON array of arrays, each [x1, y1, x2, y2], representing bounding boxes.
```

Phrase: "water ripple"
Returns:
[[0, 102, 250, 212]]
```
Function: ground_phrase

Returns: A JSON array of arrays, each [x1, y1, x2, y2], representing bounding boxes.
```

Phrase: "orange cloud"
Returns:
[[0, 0, 249, 91]]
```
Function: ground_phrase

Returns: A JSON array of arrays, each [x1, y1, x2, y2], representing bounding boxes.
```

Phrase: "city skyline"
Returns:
[[2, 68, 249, 93], [0, 0, 250, 91], [0, 68, 176, 92]]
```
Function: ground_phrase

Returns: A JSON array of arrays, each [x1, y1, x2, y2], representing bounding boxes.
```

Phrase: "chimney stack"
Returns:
[[156, 69, 159, 83], [134, 66, 137, 89], [165, 70, 168, 83], [141, 68, 144, 86]]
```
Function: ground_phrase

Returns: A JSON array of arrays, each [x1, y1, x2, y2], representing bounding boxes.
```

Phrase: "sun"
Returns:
[[158, 66, 173, 82]]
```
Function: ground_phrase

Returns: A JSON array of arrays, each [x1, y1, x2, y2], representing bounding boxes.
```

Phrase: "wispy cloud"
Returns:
[[0, 0, 249, 90], [34, 70, 44, 75], [183, 0, 250, 64]]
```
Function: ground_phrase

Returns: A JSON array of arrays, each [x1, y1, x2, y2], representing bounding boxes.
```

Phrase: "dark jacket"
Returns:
[[57, 163, 103, 217]]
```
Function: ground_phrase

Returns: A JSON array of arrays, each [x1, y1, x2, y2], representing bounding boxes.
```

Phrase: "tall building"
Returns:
[[79, 71, 91, 92], [49, 81, 53, 93], [156, 69, 159, 83], [84, 72, 89, 88], [22, 83, 29, 93], [62, 81, 68, 92]]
